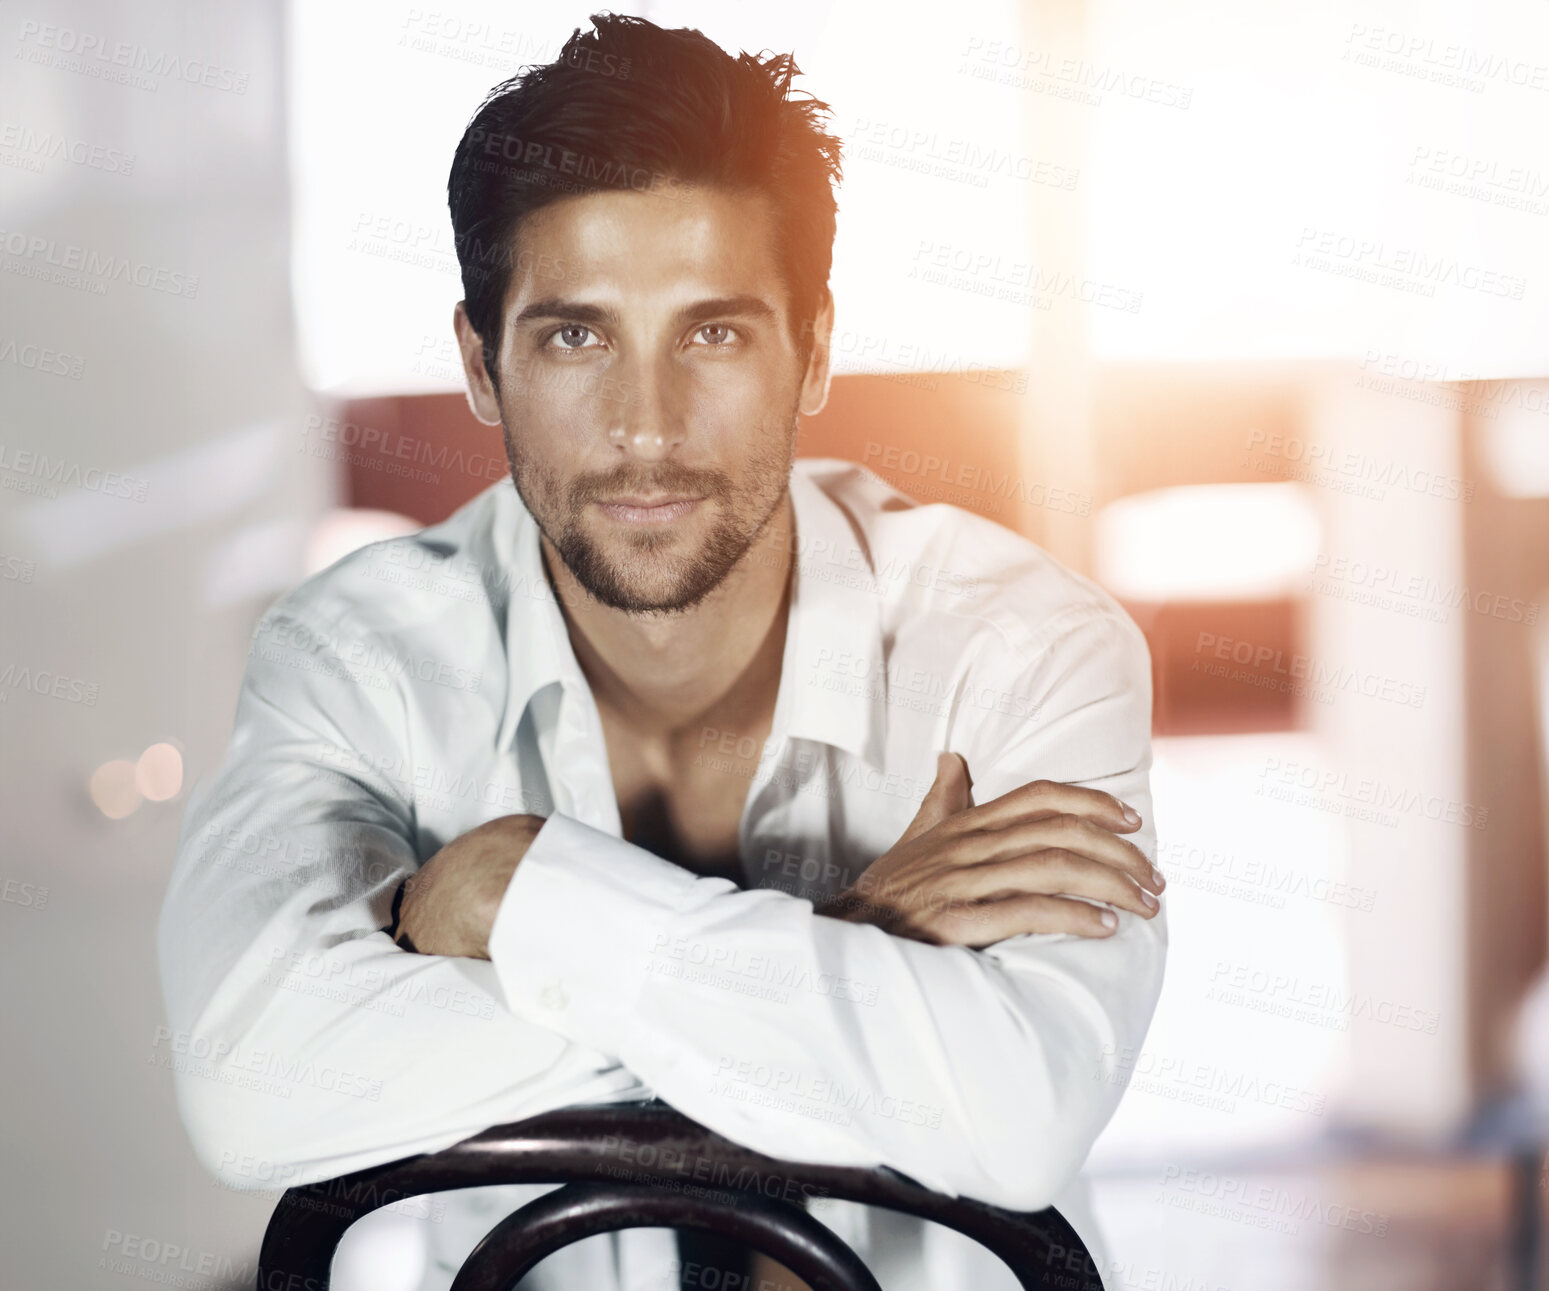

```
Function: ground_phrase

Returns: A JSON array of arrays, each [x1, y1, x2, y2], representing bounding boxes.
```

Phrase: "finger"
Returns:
[[956, 849, 1161, 918], [906, 893, 1121, 947], [951, 778, 1141, 836], [958, 812, 1163, 893], [898, 751, 973, 846]]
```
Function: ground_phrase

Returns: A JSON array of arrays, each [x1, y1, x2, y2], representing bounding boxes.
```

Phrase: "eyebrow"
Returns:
[[510, 294, 778, 330]]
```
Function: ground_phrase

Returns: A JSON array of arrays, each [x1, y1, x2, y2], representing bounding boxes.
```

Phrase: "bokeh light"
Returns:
[[136, 743, 184, 802], [90, 761, 143, 820]]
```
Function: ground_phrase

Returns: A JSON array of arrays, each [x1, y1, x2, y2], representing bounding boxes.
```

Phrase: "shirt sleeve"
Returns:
[[155, 606, 647, 1192], [488, 607, 1166, 1212]]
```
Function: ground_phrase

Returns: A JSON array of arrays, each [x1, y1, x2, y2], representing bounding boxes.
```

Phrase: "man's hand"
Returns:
[[816, 752, 1163, 947], [395, 814, 547, 958]]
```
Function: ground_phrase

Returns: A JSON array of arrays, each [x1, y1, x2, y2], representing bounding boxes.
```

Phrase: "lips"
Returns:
[[593, 496, 703, 524]]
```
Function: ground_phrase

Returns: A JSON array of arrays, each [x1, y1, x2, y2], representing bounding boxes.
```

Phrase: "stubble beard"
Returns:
[[502, 413, 799, 617]]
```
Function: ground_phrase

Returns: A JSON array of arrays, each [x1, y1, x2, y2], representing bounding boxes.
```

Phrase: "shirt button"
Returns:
[[539, 981, 569, 1011]]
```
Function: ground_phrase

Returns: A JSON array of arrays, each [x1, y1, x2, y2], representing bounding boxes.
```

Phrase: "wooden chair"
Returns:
[[257, 1099, 1104, 1290]]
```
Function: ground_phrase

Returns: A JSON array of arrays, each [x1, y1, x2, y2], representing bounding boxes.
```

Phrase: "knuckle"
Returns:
[[1045, 847, 1080, 871], [1049, 895, 1100, 930]]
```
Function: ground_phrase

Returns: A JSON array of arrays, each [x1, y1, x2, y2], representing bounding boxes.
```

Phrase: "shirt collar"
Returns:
[[494, 461, 888, 768]]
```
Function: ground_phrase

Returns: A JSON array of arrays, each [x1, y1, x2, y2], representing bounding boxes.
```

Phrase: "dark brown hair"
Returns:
[[447, 12, 844, 382]]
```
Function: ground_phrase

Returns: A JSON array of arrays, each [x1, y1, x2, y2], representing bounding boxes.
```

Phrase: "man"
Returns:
[[157, 14, 1166, 1291]]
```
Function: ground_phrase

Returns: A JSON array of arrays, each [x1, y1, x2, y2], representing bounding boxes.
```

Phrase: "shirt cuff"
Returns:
[[487, 811, 708, 1057]]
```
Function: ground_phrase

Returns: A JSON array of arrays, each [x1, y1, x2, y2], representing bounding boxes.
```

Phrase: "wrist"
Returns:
[[395, 814, 547, 958]]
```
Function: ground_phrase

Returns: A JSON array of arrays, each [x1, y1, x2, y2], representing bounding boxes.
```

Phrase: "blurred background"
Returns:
[[4, 0, 1549, 1287]]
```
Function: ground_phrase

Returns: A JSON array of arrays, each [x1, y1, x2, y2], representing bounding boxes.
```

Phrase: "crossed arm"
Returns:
[[395, 752, 1165, 959], [157, 605, 1166, 1210]]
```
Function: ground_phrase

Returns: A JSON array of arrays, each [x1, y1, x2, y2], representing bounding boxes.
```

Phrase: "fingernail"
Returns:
[[1100, 910, 1118, 930], [1141, 889, 1158, 909], [1122, 805, 1141, 826], [1151, 865, 1166, 891]]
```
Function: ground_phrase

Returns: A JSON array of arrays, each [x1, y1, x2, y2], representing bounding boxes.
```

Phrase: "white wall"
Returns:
[[1303, 372, 1471, 1131], [0, 1, 331, 1283]]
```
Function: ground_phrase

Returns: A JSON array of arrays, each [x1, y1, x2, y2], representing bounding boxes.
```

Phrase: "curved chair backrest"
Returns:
[[258, 1101, 1104, 1291]]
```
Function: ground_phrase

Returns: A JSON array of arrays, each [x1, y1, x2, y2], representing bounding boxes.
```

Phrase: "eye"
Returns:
[[691, 323, 737, 346], [546, 324, 601, 351]]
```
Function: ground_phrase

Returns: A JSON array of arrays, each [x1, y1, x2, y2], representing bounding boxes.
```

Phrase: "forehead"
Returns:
[[503, 185, 785, 314]]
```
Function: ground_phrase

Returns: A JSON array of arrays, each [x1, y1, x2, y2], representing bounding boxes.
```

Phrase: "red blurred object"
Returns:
[[327, 370, 1303, 736]]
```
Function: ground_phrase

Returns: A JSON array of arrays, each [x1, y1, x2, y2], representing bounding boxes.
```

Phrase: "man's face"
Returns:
[[456, 185, 832, 616]]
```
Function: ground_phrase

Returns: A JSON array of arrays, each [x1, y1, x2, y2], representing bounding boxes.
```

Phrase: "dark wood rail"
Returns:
[[257, 1100, 1104, 1290]]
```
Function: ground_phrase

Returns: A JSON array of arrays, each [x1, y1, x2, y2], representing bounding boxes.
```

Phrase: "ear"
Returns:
[[453, 301, 504, 427], [797, 290, 835, 417]]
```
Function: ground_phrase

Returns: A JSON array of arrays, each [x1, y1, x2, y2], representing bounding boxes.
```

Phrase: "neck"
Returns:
[[540, 490, 796, 744]]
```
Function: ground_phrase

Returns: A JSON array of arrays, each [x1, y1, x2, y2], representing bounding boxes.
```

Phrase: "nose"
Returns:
[[608, 351, 687, 461]]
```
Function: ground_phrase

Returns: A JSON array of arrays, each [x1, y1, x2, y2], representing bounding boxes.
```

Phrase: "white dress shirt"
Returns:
[[157, 457, 1166, 1291]]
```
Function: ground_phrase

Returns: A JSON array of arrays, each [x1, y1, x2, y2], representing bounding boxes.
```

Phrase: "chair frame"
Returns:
[[257, 1100, 1104, 1291]]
